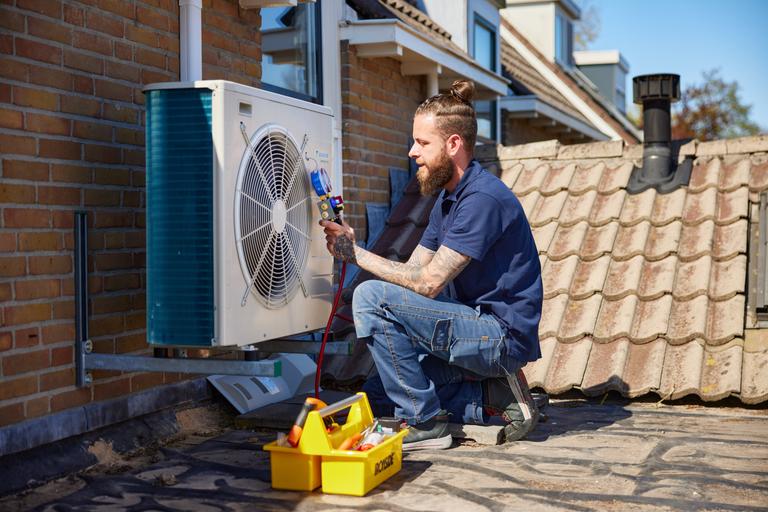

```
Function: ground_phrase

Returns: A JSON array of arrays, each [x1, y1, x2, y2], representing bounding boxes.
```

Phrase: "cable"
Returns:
[[314, 261, 347, 399]]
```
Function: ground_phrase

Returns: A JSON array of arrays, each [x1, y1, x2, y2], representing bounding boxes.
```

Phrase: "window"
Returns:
[[555, 13, 573, 67], [260, 2, 322, 103], [473, 14, 496, 140], [615, 67, 627, 113]]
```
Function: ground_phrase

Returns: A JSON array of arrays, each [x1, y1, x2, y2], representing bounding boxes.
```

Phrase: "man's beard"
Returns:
[[416, 150, 454, 196]]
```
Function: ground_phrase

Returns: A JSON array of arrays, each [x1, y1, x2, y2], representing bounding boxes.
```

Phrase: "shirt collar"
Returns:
[[442, 159, 481, 202]]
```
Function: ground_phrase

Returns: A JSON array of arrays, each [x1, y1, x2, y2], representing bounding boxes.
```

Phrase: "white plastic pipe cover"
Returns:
[[179, 0, 203, 81]]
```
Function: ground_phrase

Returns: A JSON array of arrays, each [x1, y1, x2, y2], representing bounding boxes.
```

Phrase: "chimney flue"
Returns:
[[626, 73, 692, 194]]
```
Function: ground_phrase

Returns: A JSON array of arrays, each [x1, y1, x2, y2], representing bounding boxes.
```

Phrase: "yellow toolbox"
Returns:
[[263, 392, 407, 496]]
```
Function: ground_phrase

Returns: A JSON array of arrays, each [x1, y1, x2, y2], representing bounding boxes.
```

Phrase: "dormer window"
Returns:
[[555, 11, 574, 67]]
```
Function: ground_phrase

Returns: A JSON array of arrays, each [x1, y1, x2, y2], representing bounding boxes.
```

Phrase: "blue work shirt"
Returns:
[[419, 160, 543, 363]]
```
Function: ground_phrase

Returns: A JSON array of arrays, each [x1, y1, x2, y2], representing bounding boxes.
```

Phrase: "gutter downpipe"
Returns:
[[179, 0, 203, 81]]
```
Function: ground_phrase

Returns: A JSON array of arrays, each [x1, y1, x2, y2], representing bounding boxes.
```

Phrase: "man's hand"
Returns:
[[320, 219, 358, 263]]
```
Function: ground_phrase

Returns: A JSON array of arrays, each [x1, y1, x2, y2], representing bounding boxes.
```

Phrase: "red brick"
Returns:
[[2, 348, 49, 375], [0, 331, 11, 351], [99, 0, 135, 18], [114, 41, 132, 61], [137, 5, 169, 31], [124, 149, 144, 165], [50, 387, 91, 412], [26, 112, 71, 135], [4, 208, 50, 228], [122, 190, 141, 207], [105, 60, 140, 82], [15, 279, 60, 301], [115, 127, 144, 146], [0, 7, 25, 31], [0, 403, 24, 427], [0, 58, 28, 82], [103, 232, 124, 249], [0, 233, 16, 252], [28, 254, 71, 275], [135, 47, 165, 69], [140, 68, 172, 85], [0, 134, 36, 156], [86, 10, 123, 37], [63, 3, 84, 26], [51, 345, 72, 366], [25, 396, 49, 418], [42, 321, 75, 344], [0, 34, 12, 55], [131, 371, 163, 392], [124, 22, 156, 47], [90, 314, 124, 336], [3, 159, 48, 180], [95, 80, 133, 102], [115, 332, 146, 353], [52, 210, 75, 228], [0, 82, 10, 103], [63, 48, 104, 74], [5, 303, 51, 327], [93, 377, 130, 401], [0, 256, 25, 277], [0, 375, 38, 400], [157, 33, 179, 53], [17, 0, 61, 18], [13, 86, 58, 110], [51, 163, 92, 183], [102, 103, 138, 123], [39, 139, 82, 160], [84, 143, 121, 163], [0, 182, 35, 203], [37, 185, 81, 205], [94, 252, 133, 271], [92, 294, 132, 314], [61, 95, 101, 117], [73, 121, 113, 142], [73, 75, 94, 94], [0, 107, 23, 129], [15, 37, 61, 65], [52, 299, 74, 319], [94, 167, 131, 186], [93, 211, 133, 228], [14, 326, 40, 348], [84, 188, 120, 206], [124, 311, 145, 330], [72, 30, 112, 56], [28, 64, 74, 91], [19, 232, 60, 251], [28, 16, 72, 44], [0, 283, 10, 303], [40, 367, 74, 391]]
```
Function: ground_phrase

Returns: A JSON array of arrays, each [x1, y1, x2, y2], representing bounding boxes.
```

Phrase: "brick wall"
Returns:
[[0, 0, 261, 427], [340, 41, 424, 243]]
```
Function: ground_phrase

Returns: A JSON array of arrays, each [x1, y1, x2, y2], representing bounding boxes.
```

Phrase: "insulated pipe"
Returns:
[[179, 0, 203, 81], [426, 72, 439, 97]]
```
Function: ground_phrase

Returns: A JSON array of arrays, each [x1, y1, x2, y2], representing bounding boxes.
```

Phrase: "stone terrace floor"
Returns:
[[3, 397, 767, 511]]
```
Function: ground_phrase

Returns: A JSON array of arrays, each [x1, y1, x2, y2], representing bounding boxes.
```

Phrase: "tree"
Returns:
[[574, 0, 601, 51], [672, 68, 761, 141]]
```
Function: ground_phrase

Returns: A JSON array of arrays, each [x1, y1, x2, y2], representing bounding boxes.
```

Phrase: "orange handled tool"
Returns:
[[338, 432, 363, 451], [287, 397, 327, 447]]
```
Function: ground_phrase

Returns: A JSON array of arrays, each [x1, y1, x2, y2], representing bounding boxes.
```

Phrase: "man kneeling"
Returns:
[[321, 80, 543, 451]]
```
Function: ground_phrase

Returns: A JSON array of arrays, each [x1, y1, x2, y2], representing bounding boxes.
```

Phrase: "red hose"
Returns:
[[314, 262, 347, 399]]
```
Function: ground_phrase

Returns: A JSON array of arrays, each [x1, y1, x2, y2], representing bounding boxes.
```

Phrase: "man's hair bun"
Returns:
[[450, 79, 475, 104]]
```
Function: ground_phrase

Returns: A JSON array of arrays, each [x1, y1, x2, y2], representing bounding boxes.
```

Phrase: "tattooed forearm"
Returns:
[[333, 234, 357, 263]]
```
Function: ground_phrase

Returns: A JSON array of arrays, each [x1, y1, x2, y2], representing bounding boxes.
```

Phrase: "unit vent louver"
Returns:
[[236, 124, 313, 309]]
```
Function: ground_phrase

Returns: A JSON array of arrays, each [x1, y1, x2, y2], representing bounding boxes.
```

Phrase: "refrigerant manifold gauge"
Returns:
[[310, 168, 344, 224]]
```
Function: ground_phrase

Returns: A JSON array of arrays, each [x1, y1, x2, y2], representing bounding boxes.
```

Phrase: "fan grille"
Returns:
[[236, 125, 312, 309]]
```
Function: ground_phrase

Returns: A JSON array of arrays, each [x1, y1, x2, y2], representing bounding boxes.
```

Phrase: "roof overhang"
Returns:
[[340, 19, 509, 99], [500, 95, 609, 141]]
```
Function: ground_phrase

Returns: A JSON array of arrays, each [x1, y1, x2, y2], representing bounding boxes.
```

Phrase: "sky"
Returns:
[[585, 0, 768, 131]]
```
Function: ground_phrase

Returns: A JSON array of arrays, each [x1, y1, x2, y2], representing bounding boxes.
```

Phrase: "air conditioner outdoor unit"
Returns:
[[143, 80, 336, 348]]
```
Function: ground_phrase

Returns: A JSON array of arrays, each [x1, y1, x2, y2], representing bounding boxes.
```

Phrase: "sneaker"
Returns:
[[401, 410, 452, 451], [482, 370, 539, 442]]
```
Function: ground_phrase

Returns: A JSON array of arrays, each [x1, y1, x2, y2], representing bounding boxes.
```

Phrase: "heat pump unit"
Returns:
[[144, 80, 335, 347]]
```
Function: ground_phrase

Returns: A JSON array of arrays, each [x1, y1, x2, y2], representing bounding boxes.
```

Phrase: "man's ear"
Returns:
[[445, 133, 463, 156]]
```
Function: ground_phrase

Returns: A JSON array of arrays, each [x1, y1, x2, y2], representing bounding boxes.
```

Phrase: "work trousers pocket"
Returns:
[[448, 336, 504, 377], [430, 319, 453, 352]]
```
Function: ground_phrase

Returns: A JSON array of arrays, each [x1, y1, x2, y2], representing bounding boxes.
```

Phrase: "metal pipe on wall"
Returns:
[[179, 0, 203, 81]]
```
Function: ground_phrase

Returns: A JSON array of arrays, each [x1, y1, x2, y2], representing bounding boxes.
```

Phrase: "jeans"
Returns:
[[352, 280, 521, 425]]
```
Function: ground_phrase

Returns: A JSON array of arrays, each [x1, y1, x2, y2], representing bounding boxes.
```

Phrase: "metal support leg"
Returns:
[[74, 211, 90, 387]]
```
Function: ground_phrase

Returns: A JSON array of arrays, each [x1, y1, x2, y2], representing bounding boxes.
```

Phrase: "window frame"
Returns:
[[260, 1, 324, 105], [472, 12, 497, 73]]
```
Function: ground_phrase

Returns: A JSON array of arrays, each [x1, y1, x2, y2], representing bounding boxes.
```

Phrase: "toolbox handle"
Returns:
[[316, 394, 363, 418]]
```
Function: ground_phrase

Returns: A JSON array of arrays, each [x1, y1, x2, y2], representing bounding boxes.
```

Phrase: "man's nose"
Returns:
[[408, 143, 418, 159]]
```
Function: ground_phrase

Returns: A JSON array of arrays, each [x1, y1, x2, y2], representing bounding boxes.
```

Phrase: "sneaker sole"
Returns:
[[503, 409, 540, 443], [402, 433, 453, 452]]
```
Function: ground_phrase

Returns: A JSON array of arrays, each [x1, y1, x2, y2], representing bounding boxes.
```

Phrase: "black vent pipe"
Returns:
[[626, 73, 692, 194]]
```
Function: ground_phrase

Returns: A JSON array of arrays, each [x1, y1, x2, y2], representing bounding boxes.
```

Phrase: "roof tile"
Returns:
[[644, 221, 682, 260], [741, 346, 768, 404], [603, 255, 644, 300], [531, 221, 558, 253], [713, 219, 748, 259], [619, 189, 656, 226], [589, 190, 626, 226], [558, 295, 602, 341], [658, 341, 705, 400], [594, 295, 638, 342], [715, 187, 749, 224], [499, 162, 524, 189], [522, 336, 556, 388], [720, 158, 751, 191], [681, 187, 718, 224], [673, 256, 712, 301], [699, 341, 743, 400], [709, 255, 747, 299], [621, 338, 666, 397], [531, 190, 569, 227], [569, 255, 611, 299], [541, 255, 579, 299], [678, 220, 715, 261], [540, 163, 576, 195], [706, 295, 744, 344], [638, 257, 677, 299], [560, 189, 598, 226], [667, 295, 708, 344], [650, 188, 686, 225], [580, 338, 630, 395], [513, 163, 549, 195], [598, 162, 634, 193], [748, 159, 768, 192], [630, 295, 673, 343], [569, 161, 606, 193], [613, 221, 651, 260], [543, 336, 592, 394], [581, 222, 619, 260], [688, 158, 721, 193], [517, 189, 541, 218], [548, 221, 589, 260], [539, 293, 568, 338]]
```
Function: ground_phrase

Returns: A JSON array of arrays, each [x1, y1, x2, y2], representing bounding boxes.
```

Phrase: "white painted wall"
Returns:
[[500, 2, 556, 61], [422, 0, 468, 52]]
